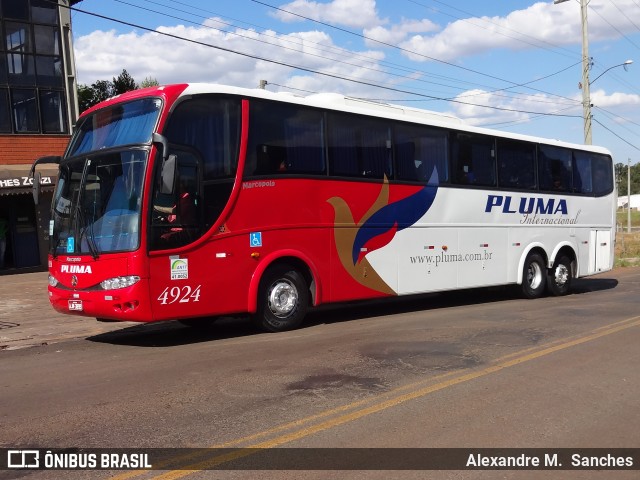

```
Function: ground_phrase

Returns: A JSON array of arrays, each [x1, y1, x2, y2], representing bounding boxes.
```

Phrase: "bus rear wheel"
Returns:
[[547, 255, 572, 296], [253, 265, 308, 332], [521, 252, 546, 299]]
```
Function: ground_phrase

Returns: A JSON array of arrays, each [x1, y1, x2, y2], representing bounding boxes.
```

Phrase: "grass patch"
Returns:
[[617, 209, 640, 228], [615, 232, 640, 267]]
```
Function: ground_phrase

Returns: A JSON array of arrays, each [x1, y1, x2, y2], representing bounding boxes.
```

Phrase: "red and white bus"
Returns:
[[32, 83, 616, 331]]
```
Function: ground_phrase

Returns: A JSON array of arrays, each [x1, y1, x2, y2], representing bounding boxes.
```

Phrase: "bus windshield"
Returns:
[[67, 98, 162, 157], [50, 150, 146, 257]]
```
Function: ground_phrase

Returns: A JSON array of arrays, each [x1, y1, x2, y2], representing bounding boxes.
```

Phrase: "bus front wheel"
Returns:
[[253, 265, 308, 332], [547, 255, 572, 296], [521, 252, 546, 299]]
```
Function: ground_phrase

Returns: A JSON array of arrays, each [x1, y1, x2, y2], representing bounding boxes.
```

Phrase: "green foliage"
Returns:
[[615, 162, 640, 196], [76, 70, 161, 112], [112, 69, 137, 95], [140, 77, 160, 88]]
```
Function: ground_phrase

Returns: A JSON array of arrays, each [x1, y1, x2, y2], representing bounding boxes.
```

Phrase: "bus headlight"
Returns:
[[100, 276, 140, 290], [48, 274, 59, 287]]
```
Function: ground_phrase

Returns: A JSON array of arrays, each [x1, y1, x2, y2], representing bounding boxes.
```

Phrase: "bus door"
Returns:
[[148, 150, 207, 320], [589, 230, 612, 273]]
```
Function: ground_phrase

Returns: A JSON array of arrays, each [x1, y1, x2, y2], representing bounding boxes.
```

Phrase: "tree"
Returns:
[[77, 79, 114, 113], [140, 76, 160, 89], [76, 70, 160, 112], [616, 162, 640, 196], [112, 69, 137, 95]]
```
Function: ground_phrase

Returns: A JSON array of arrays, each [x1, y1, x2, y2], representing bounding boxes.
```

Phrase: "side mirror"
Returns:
[[160, 154, 176, 195], [30, 155, 60, 206], [152, 133, 168, 162]]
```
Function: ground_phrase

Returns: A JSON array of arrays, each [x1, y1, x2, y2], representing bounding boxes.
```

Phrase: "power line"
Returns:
[[593, 118, 640, 150], [65, 3, 583, 118], [250, 0, 583, 104], [406, 0, 580, 60]]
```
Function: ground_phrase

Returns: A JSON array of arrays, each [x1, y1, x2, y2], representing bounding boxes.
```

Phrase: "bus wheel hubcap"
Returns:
[[268, 280, 298, 318], [555, 264, 569, 286], [527, 263, 542, 289]]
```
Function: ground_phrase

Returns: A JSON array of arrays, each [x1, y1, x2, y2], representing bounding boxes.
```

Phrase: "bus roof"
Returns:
[[82, 83, 613, 157]]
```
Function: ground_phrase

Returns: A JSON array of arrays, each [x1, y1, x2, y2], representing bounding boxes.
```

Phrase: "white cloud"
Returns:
[[271, 0, 384, 29], [363, 19, 439, 47], [397, 0, 640, 62], [73, 18, 389, 97]]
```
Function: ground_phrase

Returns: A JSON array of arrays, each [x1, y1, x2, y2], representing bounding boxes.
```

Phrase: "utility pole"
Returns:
[[258, 80, 268, 90], [554, 0, 591, 144], [628, 158, 632, 233], [579, 0, 592, 145]]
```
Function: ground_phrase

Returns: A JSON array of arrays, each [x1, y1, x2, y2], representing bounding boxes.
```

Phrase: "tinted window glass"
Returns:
[[31, 0, 59, 24], [246, 101, 325, 176], [12, 88, 38, 132], [34, 25, 59, 55], [573, 151, 613, 196], [451, 133, 496, 187], [0, 88, 10, 132], [497, 140, 536, 189], [538, 145, 572, 192], [395, 123, 448, 184], [164, 96, 241, 180], [2, 0, 29, 20], [328, 113, 392, 179], [39, 89, 66, 133]]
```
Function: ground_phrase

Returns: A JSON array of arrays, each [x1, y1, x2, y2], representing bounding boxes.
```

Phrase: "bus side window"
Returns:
[[150, 151, 202, 250], [538, 145, 572, 192], [395, 124, 448, 184], [452, 133, 495, 187], [497, 140, 536, 190], [247, 101, 326, 177]]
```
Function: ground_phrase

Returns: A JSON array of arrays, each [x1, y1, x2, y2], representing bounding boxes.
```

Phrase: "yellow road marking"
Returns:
[[113, 315, 640, 479]]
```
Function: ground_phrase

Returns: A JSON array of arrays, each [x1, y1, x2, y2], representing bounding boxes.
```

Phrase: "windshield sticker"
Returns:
[[170, 258, 189, 280], [66, 237, 75, 253]]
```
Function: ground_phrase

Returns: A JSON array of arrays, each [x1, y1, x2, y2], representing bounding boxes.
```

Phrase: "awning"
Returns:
[[0, 164, 58, 197]]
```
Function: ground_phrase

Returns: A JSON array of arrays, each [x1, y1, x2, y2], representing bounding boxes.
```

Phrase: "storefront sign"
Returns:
[[0, 176, 53, 190]]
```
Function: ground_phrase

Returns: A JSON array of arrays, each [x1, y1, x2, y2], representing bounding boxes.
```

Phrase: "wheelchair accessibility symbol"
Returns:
[[250, 232, 262, 247]]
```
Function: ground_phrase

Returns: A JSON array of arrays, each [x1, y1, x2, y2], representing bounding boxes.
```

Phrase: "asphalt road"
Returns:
[[1, 267, 639, 480]]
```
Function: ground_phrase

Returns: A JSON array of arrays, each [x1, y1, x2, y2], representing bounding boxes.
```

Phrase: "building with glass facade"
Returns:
[[0, 0, 79, 273]]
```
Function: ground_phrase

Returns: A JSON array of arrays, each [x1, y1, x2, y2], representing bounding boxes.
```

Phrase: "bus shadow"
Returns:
[[87, 276, 618, 348]]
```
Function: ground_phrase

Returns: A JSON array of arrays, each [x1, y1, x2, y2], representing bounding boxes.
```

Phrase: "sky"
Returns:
[[68, 0, 640, 167]]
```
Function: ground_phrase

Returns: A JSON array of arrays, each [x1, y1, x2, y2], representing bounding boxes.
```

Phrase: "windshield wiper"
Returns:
[[78, 208, 100, 260]]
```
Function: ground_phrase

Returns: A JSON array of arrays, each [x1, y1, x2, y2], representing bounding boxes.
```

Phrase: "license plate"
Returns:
[[68, 300, 83, 311]]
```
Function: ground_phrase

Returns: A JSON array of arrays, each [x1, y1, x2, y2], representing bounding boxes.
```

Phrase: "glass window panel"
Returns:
[[5, 22, 32, 53], [395, 123, 448, 184], [7, 53, 36, 85], [164, 96, 241, 180], [451, 133, 496, 187], [35, 55, 62, 86], [39, 89, 66, 133], [2, 0, 29, 20], [11, 88, 39, 132], [31, 0, 59, 24], [245, 100, 325, 176], [497, 140, 536, 190], [0, 88, 11, 132], [573, 151, 613, 196], [328, 112, 392, 179], [0, 54, 7, 83], [34, 25, 59, 55], [69, 98, 163, 156], [538, 145, 572, 192]]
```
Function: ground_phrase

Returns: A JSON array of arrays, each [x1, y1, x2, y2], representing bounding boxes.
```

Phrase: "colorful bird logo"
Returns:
[[328, 168, 439, 294]]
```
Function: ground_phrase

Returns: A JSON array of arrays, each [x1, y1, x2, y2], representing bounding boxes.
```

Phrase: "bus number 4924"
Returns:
[[157, 285, 202, 305]]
